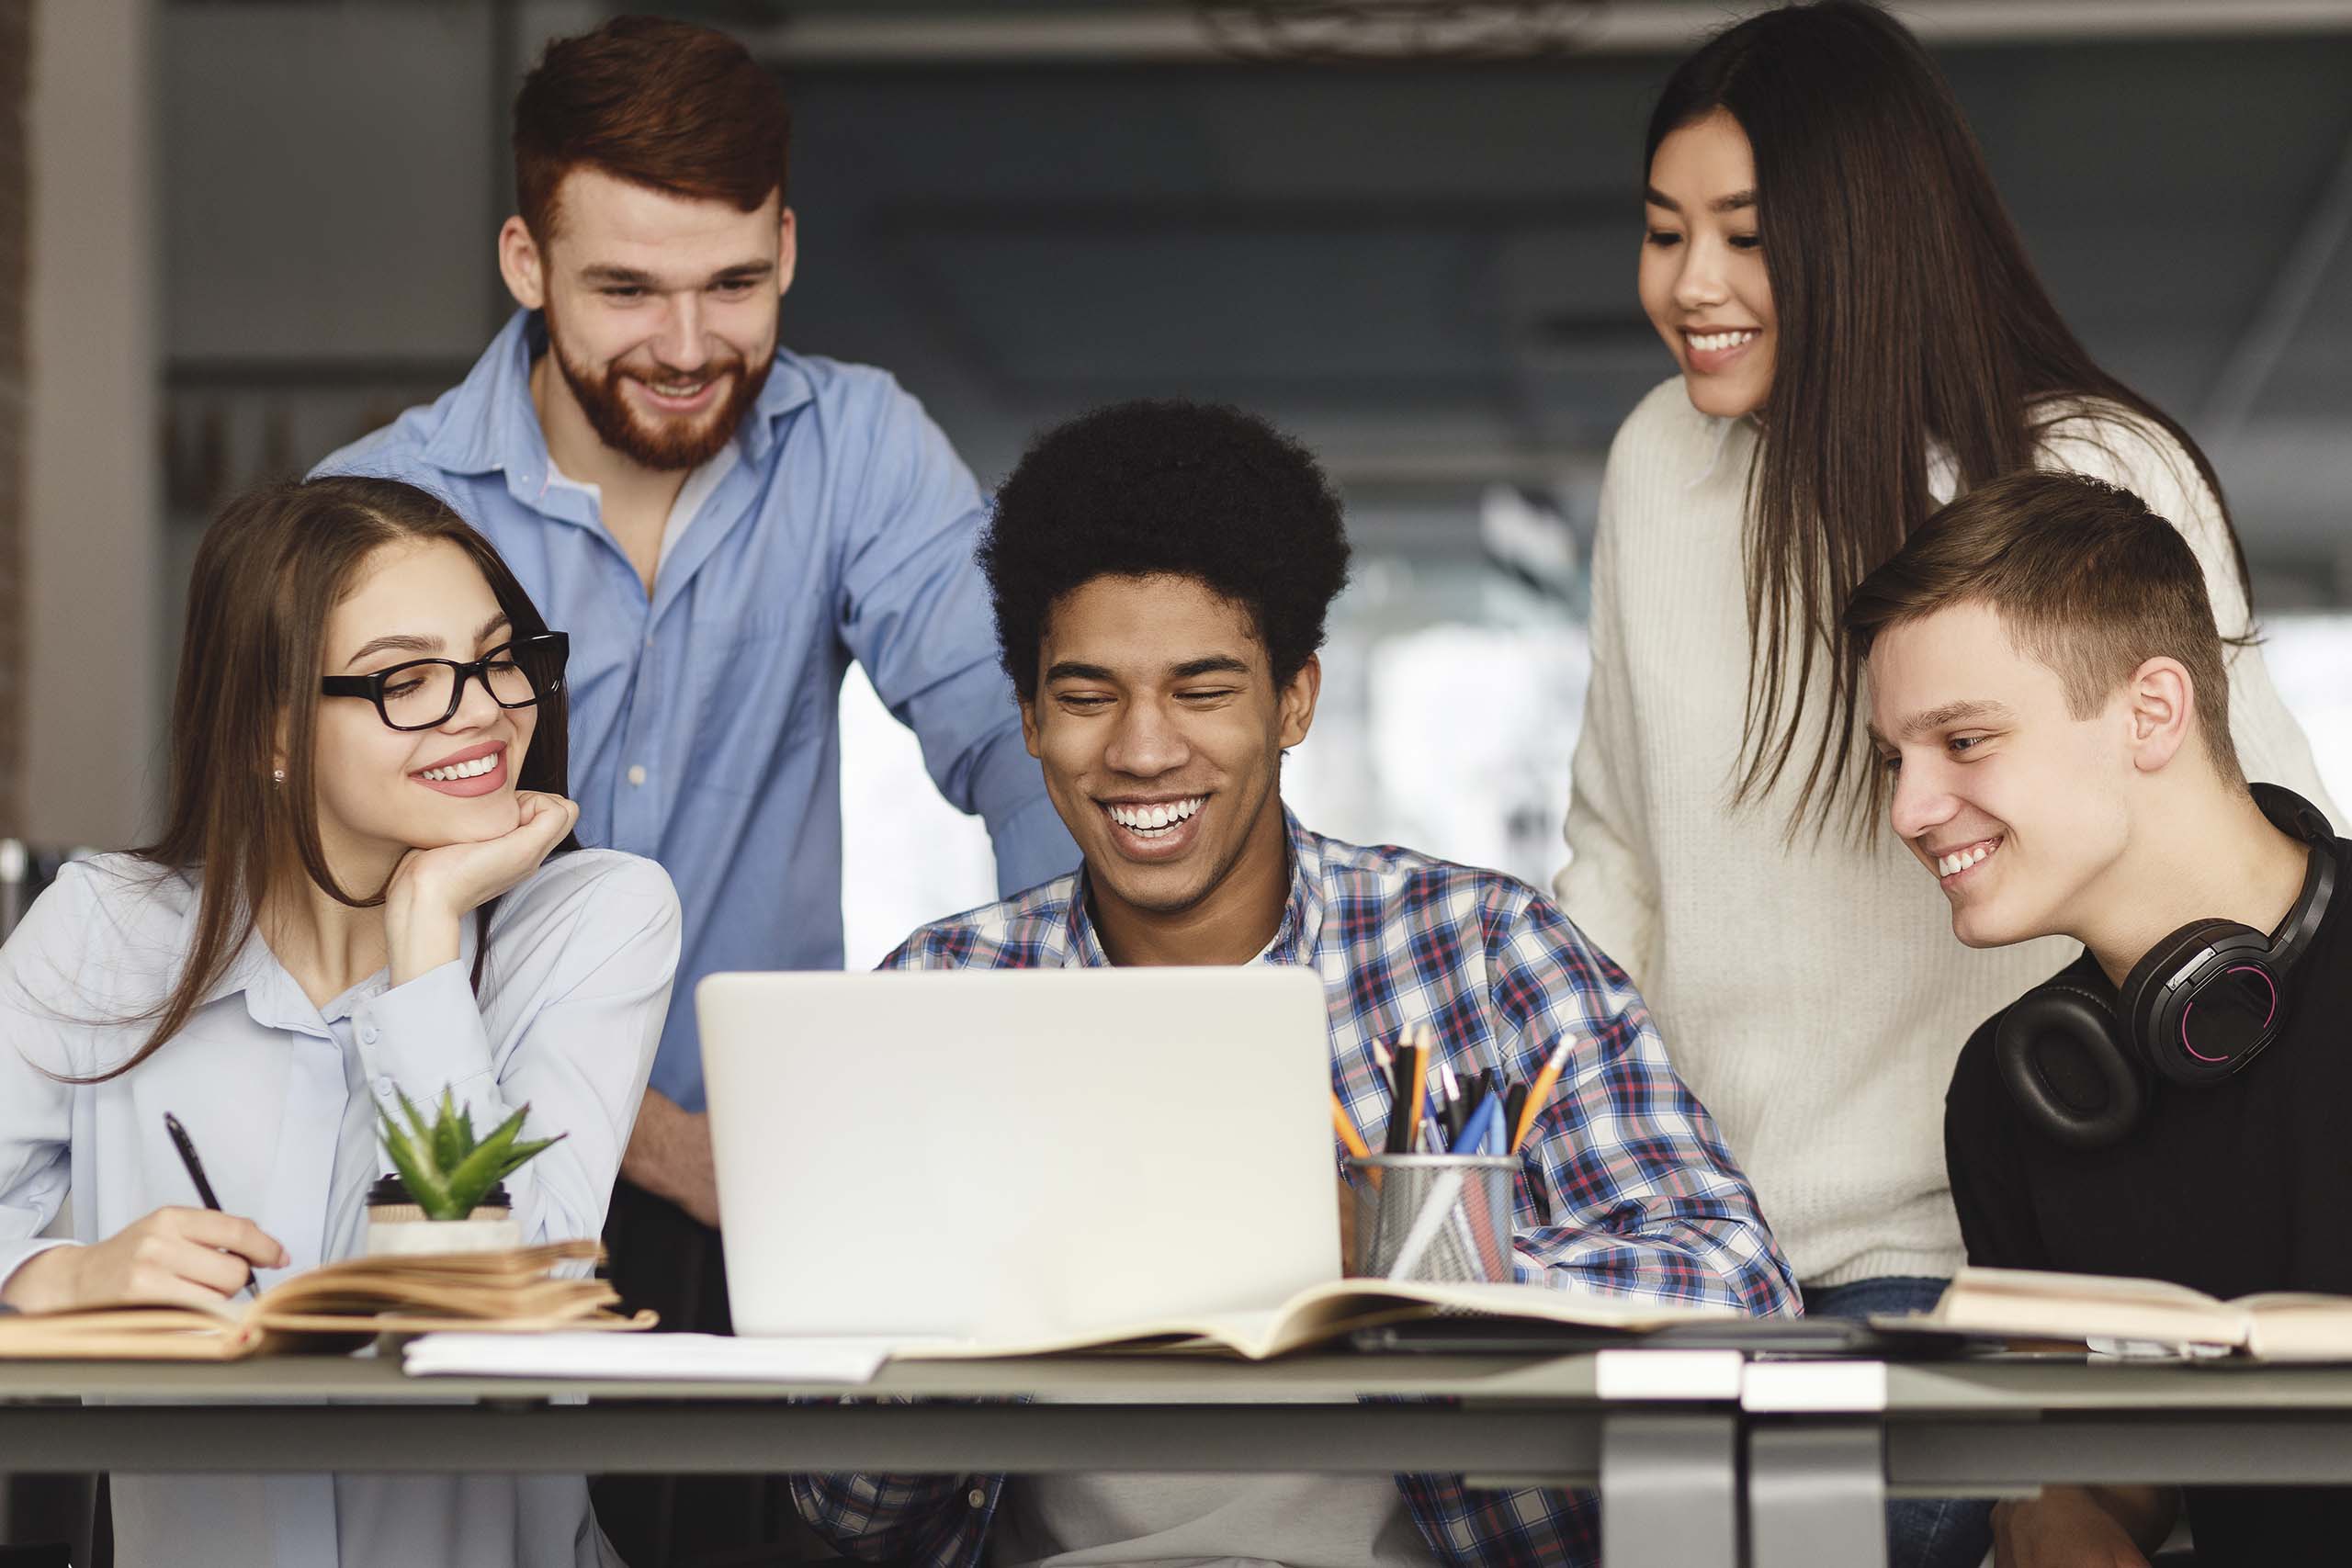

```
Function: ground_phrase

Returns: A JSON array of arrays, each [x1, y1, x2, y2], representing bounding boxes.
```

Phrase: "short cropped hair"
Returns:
[[513, 16, 790, 242], [980, 400, 1352, 703], [1843, 470, 2241, 783]]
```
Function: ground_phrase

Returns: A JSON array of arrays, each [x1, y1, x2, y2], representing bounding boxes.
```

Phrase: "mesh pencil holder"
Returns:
[[1345, 1155, 1518, 1283]]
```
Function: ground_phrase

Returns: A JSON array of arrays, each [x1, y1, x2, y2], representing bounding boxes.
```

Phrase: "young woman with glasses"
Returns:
[[0, 475, 678, 1567], [1555, 6, 2335, 1565]]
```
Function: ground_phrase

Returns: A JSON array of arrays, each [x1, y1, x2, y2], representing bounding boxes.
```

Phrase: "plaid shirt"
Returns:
[[794, 811, 1796, 1568]]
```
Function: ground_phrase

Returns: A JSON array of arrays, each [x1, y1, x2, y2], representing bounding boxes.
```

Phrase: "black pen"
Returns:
[[163, 1112, 255, 1302], [1385, 1041, 1420, 1154]]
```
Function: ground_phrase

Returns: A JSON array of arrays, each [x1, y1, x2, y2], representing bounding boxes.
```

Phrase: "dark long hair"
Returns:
[[1650, 0, 2249, 836], [95, 476, 572, 1080]]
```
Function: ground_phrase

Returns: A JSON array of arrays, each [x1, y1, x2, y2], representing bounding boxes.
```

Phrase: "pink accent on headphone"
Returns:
[[2180, 965, 2278, 1063]]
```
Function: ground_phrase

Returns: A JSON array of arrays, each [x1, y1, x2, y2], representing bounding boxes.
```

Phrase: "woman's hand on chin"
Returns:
[[0, 1206, 286, 1314], [383, 790, 581, 984]]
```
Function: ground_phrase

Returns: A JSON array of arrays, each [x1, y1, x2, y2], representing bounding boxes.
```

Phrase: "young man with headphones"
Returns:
[[1846, 469, 2347, 1568]]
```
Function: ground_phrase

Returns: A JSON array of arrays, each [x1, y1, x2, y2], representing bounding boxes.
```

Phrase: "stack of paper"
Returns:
[[402, 1331, 890, 1383]]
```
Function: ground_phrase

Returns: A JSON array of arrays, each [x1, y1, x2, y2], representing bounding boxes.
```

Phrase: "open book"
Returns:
[[891, 1278, 1742, 1362], [1914, 1266, 2352, 1360], [0, 1240, 651, 1361]]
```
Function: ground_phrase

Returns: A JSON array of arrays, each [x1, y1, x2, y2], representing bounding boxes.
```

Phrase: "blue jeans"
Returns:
[[1803, 1275, 1994, 1568]]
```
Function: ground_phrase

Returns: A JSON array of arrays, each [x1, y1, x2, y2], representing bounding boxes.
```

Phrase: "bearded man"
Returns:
[[316, 17, 1073, 1563]]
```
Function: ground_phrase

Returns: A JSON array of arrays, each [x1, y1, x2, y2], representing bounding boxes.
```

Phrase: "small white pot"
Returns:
[[364, 1205, 522, 1257]]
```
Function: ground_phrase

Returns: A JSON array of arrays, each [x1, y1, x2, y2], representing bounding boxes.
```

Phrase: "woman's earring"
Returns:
[[271, 769, 285, 785]]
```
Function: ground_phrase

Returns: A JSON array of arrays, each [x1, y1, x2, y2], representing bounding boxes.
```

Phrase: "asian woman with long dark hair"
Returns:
[[1555, 6, 2335, 1563], [0, 476, 678, 1566]]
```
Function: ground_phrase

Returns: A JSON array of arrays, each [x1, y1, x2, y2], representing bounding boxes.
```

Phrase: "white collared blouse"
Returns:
[[0, 846, 679, 1568]]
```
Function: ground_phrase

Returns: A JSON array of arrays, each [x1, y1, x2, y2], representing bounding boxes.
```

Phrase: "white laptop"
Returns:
[[698, 966, 1341, 1345]]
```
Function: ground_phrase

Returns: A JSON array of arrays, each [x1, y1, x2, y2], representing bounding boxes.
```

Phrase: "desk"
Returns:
[[1745, 1358, 2352, 1568], [0, 1351, 1743, 1568]]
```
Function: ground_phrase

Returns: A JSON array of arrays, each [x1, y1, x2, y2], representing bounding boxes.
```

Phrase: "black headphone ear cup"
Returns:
[[1995, 981, 2147, 1150], [2120, 918, 2269, 1086]]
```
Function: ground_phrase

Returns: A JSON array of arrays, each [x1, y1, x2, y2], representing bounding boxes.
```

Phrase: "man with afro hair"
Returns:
[[793, 400, 1795, 1568]]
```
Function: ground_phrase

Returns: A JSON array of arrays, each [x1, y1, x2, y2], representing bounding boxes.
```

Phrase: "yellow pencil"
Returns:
[[1510, 1038, 1577, 1153], [1330, 1093, 1372, 1161]]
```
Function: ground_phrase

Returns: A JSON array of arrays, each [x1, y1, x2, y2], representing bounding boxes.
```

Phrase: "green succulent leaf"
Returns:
[[432, 1087, 468, 1170], [378, 1104, 458, 1219], [394, 1086, 436, 1151], [375, 1084, 565, 1220], [493, 1134, 566, 1182], [443, 1104, 531, 1216]]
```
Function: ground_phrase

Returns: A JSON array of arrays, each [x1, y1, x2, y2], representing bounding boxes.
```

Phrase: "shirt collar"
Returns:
[[198, 927, 277, 1010], [193, 897, 480, 1034], [1061, 806, 1326, 968], [193, 925, 334, 1038], [419, 309, 818, 481]]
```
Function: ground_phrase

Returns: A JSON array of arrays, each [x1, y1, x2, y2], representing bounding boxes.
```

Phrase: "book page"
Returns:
[[0, 1241, 628, 1360], [248, 1240, 622, 1332], [889, 1278, 1741, 1361], [1928, 1266, 2246, 1346], [0, 1304, 254, 1361], [2235, 1293, 2352, 1361]]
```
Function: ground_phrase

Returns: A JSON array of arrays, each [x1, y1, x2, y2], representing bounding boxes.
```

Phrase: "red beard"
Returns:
[[542, 304, 771, 472]]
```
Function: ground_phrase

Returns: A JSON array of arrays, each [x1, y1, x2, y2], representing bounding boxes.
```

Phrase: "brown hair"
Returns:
[[1649, 0, 2249, 836], [513, 15, 790, 242], [1843, 469, 2241, 786], [93, 477, 572, 1081]]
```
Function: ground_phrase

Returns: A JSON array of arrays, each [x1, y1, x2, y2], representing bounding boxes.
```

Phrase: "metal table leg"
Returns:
[[1600, 1412, 1740, 1568], [1749, 1423, 1887, 1568]]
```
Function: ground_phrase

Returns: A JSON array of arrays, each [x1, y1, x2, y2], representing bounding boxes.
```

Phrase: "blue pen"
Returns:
[[1451, 1093, 1504, 1156]]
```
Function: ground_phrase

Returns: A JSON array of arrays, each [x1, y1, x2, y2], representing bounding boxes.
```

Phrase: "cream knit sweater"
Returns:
[[1556, 378, 2340, 1289]]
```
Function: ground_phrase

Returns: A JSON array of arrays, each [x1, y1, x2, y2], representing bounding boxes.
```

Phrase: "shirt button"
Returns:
[[375, 1076, 393, 1095], [360, 1026, 380, 1045], [627, 765, 648, 787], [967, 1487, 987, 1509]]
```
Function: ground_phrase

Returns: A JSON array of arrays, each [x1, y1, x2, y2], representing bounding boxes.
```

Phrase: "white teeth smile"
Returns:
[[1105, 796, 1204, 837], [648, 379, 707, 399], [1935, 840, 1998, 878], [419, 754, 499, 783], [1687, 329, 1759, 354]]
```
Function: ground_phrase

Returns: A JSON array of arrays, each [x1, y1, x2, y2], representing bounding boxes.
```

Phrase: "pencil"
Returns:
[[1510, 1037, 1577, 1153], [1330, 1093, 1372, 1161]]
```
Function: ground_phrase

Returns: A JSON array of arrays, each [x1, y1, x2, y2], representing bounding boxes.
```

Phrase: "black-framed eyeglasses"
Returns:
[[320, 632, 569, 733]]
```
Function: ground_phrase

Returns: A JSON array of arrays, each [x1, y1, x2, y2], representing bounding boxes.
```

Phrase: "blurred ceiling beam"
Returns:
[[746, 3, 2352, 67], [2202, 120, 2352, 443]]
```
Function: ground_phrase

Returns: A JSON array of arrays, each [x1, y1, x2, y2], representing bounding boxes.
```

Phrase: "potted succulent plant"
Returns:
[[366, 1087, 566, 1256]]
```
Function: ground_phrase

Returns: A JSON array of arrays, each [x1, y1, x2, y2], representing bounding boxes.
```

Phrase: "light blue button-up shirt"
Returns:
[[0, 848, 680, 1567], [317, 312, 1074, 1111]]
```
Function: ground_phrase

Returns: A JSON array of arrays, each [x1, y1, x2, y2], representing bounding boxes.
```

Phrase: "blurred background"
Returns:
[[4, 0, 2350, 966]]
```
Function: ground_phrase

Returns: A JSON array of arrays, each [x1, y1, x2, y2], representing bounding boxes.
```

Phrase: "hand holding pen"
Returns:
[[164, 1112, 273, 1303], [0, 1205, 286, 1316]]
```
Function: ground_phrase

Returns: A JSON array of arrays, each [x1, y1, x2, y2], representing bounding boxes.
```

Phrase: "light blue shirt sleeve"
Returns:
[[833, 381, 1077, 898]]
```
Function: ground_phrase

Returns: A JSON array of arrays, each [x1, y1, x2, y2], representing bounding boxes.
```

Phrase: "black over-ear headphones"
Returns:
[[1996, 784, 2338, 1150]]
